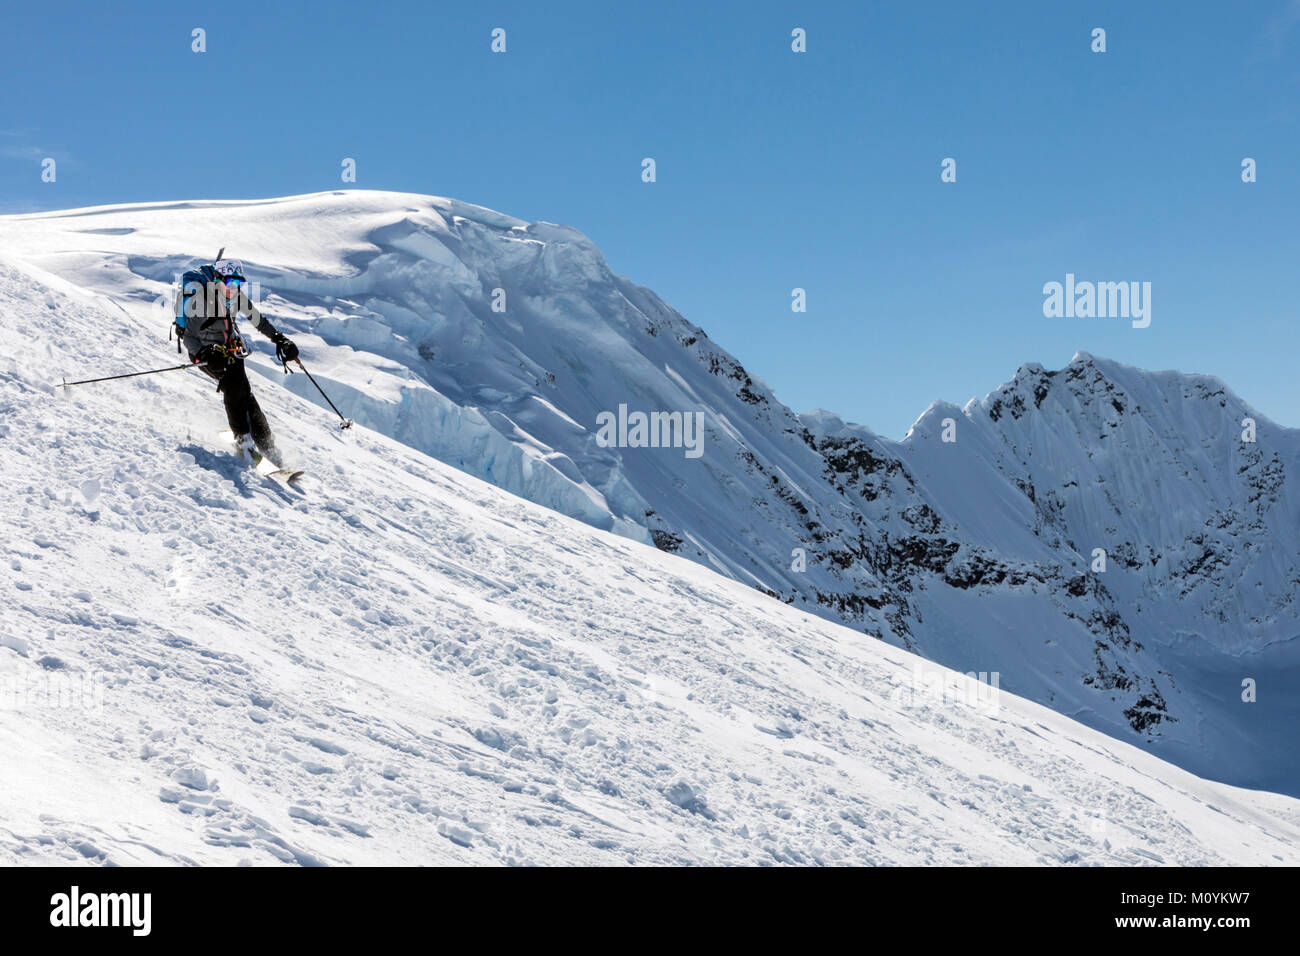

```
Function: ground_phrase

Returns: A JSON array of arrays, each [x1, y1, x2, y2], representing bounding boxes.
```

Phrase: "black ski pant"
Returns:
[[198, 353, 275, 451]]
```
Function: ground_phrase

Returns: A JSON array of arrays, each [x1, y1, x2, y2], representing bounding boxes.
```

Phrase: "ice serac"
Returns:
[[1, 190, 1296, 798]]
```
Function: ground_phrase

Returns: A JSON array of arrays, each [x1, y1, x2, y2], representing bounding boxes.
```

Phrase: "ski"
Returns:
[[217, 430, 305, 486], [264, 467, 306, 485]]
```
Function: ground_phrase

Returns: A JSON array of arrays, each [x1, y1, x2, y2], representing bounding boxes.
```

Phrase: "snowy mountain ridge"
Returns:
[[1, 190, 1296, 799], [2, 247, 1299, 865]]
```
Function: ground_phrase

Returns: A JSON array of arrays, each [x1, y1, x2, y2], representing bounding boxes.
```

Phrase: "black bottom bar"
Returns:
[[0, 865, 1288, 943]]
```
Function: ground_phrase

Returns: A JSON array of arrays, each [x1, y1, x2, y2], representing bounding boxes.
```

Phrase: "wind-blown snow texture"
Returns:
[[0, 192, 1296, 866]]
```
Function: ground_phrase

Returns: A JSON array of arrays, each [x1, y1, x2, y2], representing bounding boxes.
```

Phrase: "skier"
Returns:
[[176, 256, 299, 466]]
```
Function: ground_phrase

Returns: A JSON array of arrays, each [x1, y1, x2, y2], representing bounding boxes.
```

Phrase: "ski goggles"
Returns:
[[219, 276, 246, 290]]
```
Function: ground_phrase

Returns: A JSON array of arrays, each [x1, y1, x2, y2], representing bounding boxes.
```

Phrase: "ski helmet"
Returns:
[[213, 258, 246, 281]]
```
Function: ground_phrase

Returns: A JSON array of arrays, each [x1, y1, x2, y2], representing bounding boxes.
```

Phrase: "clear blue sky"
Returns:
[[3, 0, 1297, 437]]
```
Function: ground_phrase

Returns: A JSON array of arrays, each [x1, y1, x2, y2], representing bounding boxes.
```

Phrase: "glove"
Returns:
[[195, 344, 224, 368], [271, 332, 299, 365]]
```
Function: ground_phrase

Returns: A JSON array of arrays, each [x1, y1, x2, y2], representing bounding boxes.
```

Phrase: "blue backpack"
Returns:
[[171, 264, 216, 353]]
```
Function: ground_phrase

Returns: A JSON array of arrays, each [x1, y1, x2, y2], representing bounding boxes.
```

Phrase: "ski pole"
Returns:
[[59, 362, 204, 389], [294, 359, 354, 430]]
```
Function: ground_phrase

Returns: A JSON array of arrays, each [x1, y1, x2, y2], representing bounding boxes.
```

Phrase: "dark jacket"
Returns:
[[175, 265, 281, 356]]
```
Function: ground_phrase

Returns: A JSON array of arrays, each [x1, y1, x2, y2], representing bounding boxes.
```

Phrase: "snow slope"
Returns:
[[1, 253, 1298, 867], [1, 191, 1296, 801]]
